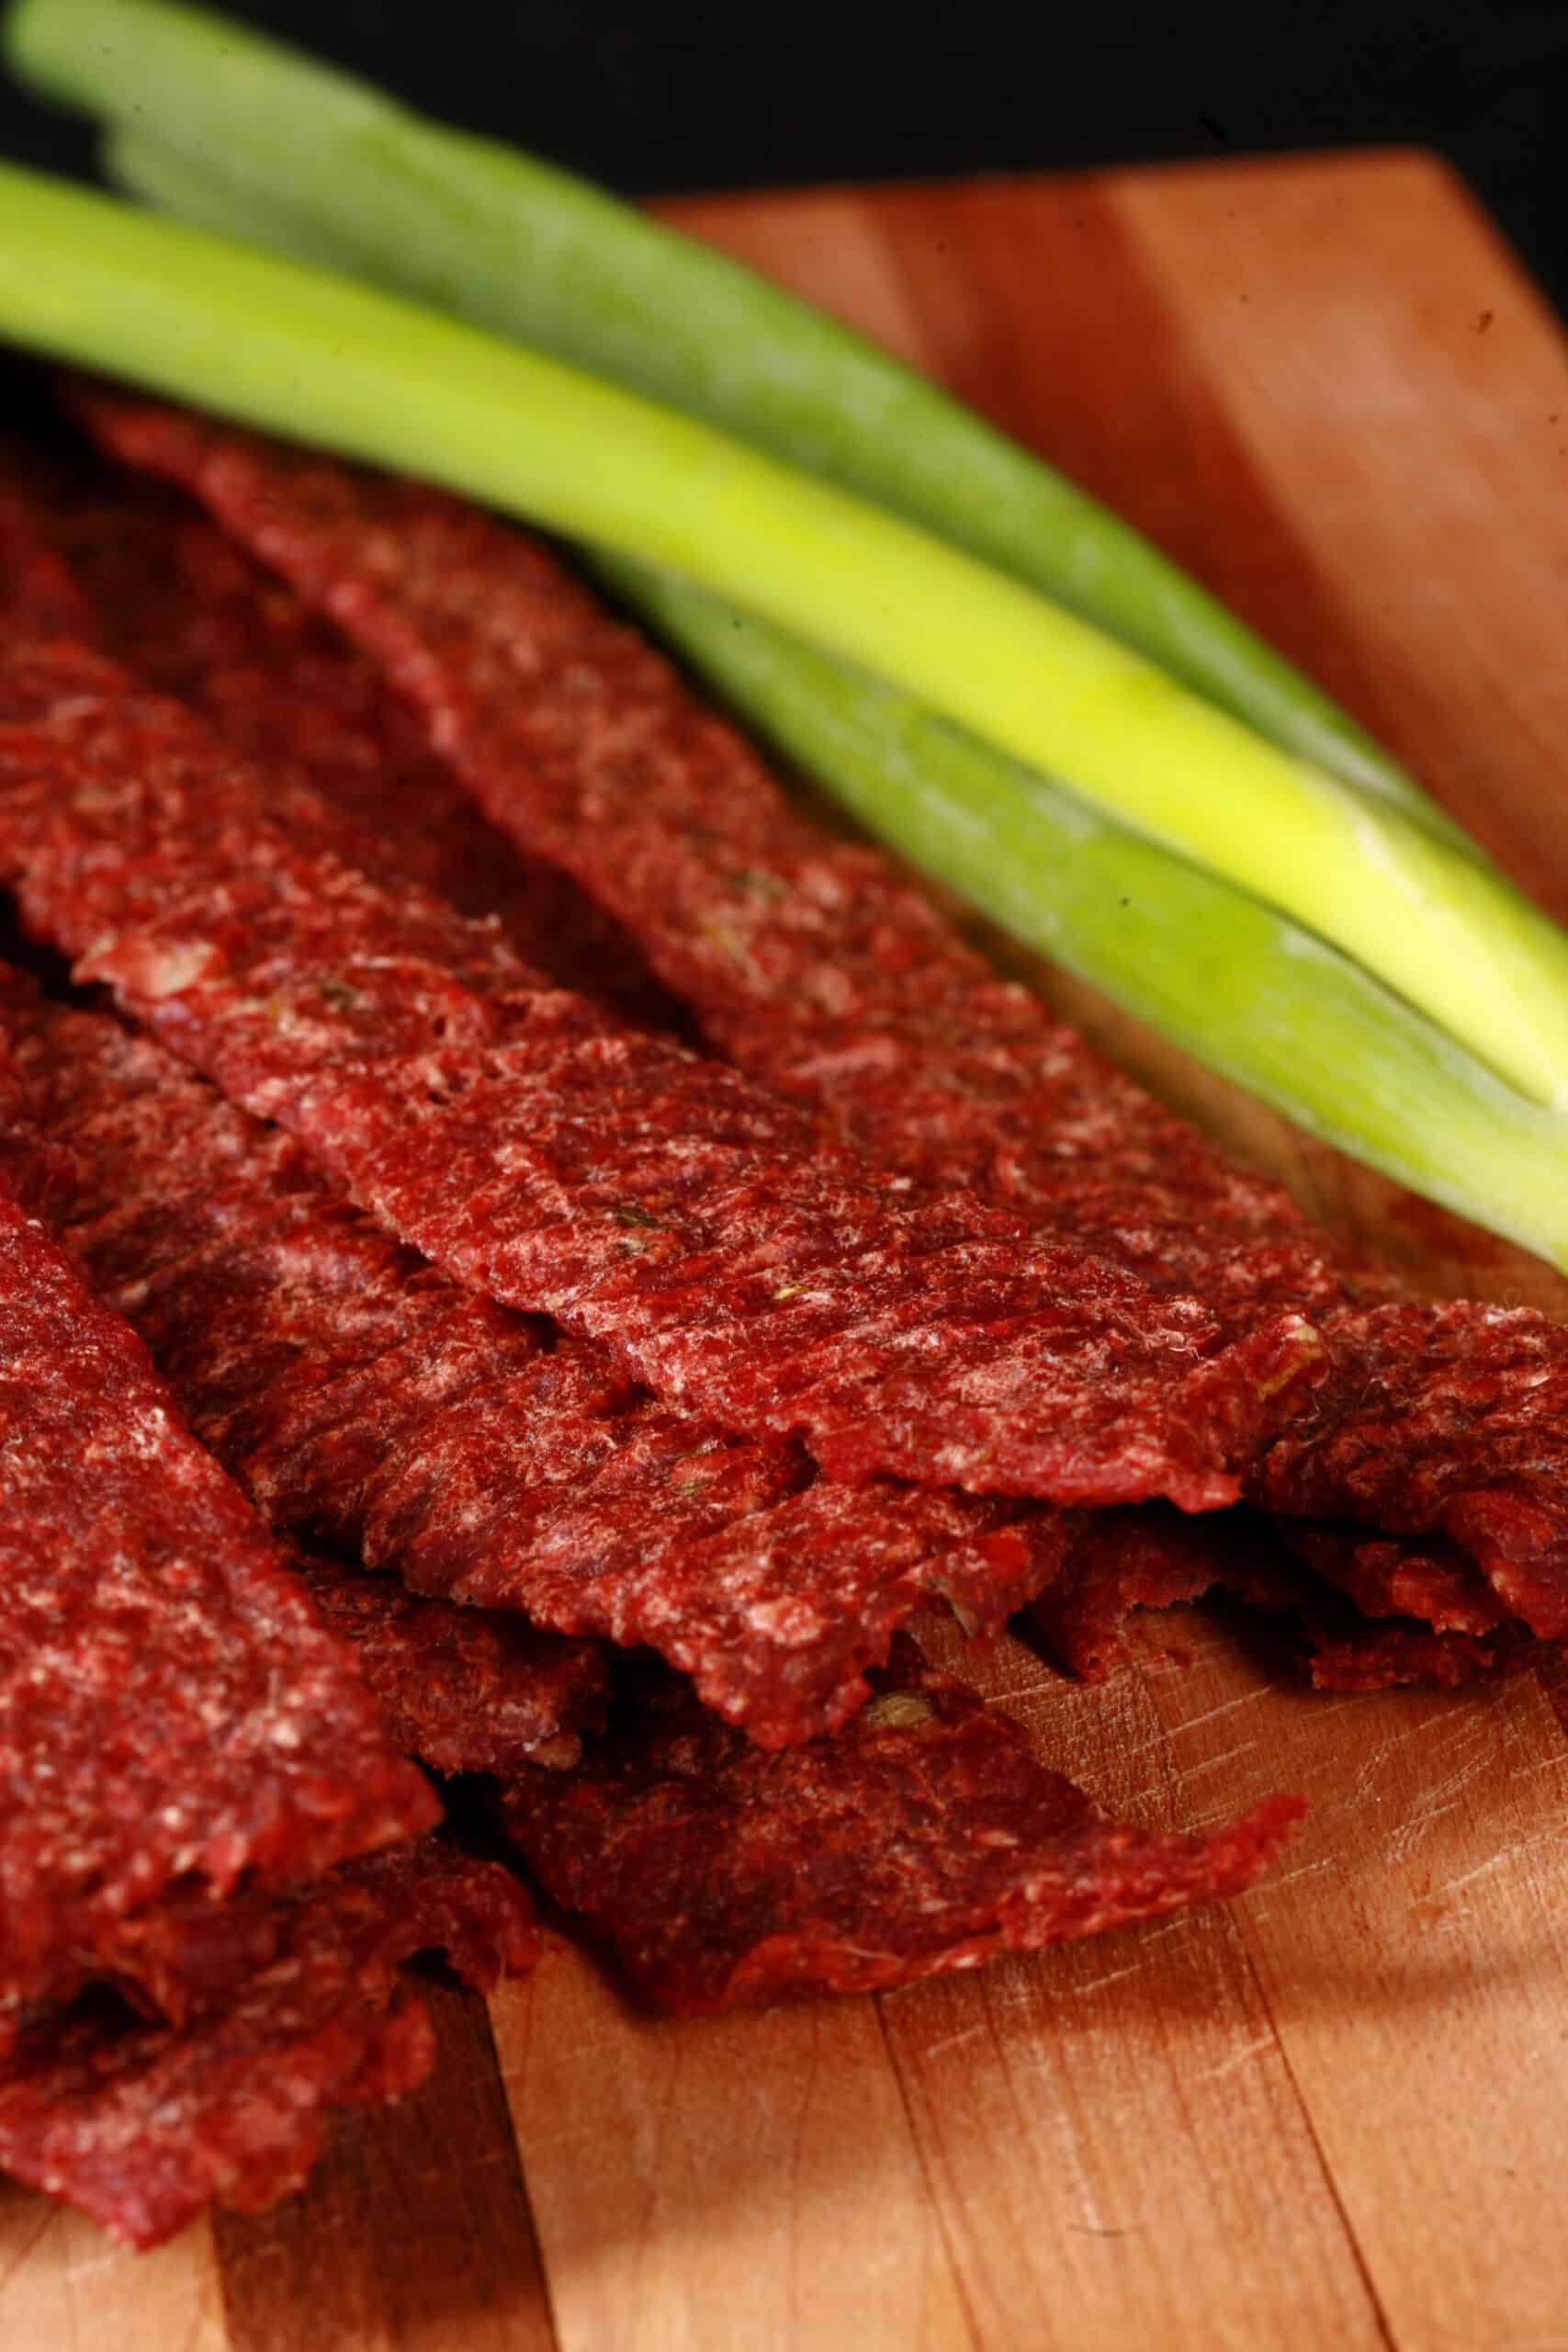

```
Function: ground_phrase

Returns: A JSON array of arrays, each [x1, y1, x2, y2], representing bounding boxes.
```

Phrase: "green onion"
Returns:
[[8, 133, 1568, 1270], [594, 552, 1568, 1270], [55, 137, 1568, 1263], [89, 121, 1568, 1263], [5, 163, 1565, 1104], [105, 123, 352, 272], [6, 0, 1469, 846]]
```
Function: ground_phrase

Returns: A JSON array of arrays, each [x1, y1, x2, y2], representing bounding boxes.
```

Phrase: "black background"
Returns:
[[3, 1, 1565, 312]]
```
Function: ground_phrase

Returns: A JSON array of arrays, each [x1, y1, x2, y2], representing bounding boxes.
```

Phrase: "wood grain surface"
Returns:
[[6, 146, 1568, 2352]]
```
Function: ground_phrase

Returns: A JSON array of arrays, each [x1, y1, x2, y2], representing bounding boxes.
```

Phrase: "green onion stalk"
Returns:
[[3, 36, 1568, 1258], [0, 167, 1564, 1106], [6, 0, 1475, 846], [594, 553, 1568, 1271], [15, 146, 1568, 1261]]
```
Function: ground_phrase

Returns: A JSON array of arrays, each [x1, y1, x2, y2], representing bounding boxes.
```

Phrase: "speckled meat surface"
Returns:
[[1028, 1510, 1224, 1679], [0, 1841, 536, 2249], [93, 400, 1568, 1652], [501, 1635, 1303, 2014], [292, 1554, 610, 1775], [0, 1180, 436, 2052], [15, 433, 1485, 1712], [1032, 1508, 1531, 1690], [0, 971, 610, 1765], [1213, 1542, 1537, 1690], [1278, 1523, 1510, 1641], [74, 396, 1376, 1329], [0, 636, 1327, 1517], [0, 967, 1049, 1746], [1253, 1304, 1568, 1637], [44, 466, 673, 1023]]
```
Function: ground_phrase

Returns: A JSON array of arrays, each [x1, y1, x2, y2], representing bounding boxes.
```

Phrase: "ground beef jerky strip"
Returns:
[[0, 639, 1325, 1510], [40, 462, 1488, 1698], [500, 1635, 1303, 2014], [6, 473, 1080, 1736], [0, 1841, 536, 2250], [0, 456, 1347, 1729], [1248, 1305, 1568, 1635], [13, 470, 1303, 1715], [1028, 1510, 1224, 1680], [295, 1555, 608, 1775], [1035, 1508, 1529, 1691], [1212, 1542, 1536, 1691], [10, 1812, 532, 2059], [42, 467, 673, 1023], [0, 1181, 436, 2050], [76, 398, 1367, 1325], [1043, 1357, 1563, 1678], [35, 449, 1504, 1701], [100, 406, 1568, 1645], [0, 975, 612, 1770], [0, 969, 1052, 1747]]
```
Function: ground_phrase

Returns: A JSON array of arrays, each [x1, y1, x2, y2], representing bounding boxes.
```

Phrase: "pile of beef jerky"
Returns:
[[1, 379, 1562, 2247]]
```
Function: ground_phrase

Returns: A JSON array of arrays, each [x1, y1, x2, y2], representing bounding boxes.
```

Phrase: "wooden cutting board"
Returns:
[[6, 146, 1568, 2352]]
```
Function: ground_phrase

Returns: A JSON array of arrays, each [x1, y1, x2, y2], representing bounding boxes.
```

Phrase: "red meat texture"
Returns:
[[1032, 1508, 1533, 1690], [502, 1636, 1303, 2014], [0, 966, 1050, 1747], [0, 1842, 536, 2249], [293, 1553, 610, 1775], [0, 469, 92, 644], [44, 467, 673, 1023], [0, 635, 1325, 1509], [0, 1180, 435, 2051], [29, 430, 1521, 1707], [0, 644, 1354, 1769], [0, 475, 1064, 1752], [80, 393, 1568, 1661], [0, 972, 615, 1771]]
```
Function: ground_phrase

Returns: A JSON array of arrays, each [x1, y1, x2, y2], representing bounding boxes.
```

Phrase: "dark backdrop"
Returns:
[[3, 0, 1565, 311]]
